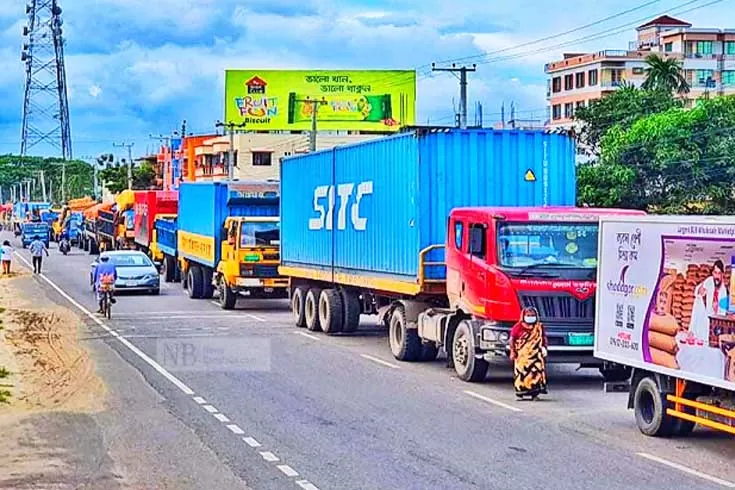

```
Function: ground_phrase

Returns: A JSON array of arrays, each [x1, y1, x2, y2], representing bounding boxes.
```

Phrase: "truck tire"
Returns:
[[201, 268, 215, 299], [389, 305, 421, 362], [633, 376, 675, 437], [304, 288, 322, 332], [319, 289, 344, 335], [341, 289, 361, 333], [163, 256, 175, 283], [452, 320, 488, 382], [291, 286, 307, 328], [219, 280, 237, 310], [187, 266, 204, 299]]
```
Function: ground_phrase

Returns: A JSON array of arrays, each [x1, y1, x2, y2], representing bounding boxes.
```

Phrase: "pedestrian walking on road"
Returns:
[[29, 235, 49, 274], [509, 306, 549, 400], [1, 240, 13, 274]]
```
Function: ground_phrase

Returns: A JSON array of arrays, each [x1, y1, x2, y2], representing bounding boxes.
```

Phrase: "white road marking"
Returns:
[[294, 331, 320, 341], [214, 413, 231, 423], [296, 480, 320, 490], [260, 451, 279, 462], [13, 253, 195, 396], [115, 311, 236, 317], [226, 424, 245, 435], [463, 390, 523, 413], [193, 396, 207, 404], [277, 465, 299, 477], [210, 301, 220, 307], [243, 437, 261, 448], [360, 354, 401, 370], [203, 405, 218, 413], [637, 453, 735, 488], [245, 313, 266, 322]]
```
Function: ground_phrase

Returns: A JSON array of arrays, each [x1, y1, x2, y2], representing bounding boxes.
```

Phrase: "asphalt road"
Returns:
[[10, 235, 735, 490]]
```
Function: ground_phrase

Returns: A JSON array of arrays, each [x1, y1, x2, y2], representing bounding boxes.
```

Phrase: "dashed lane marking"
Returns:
[[294, 331, 320, 341], [277, 465, 299, 477], [245, 313, 266, 322], [243, 437, 262, 448], [203, 405, 218, 413], [260, 451, 279, 462], [360, 354, 401, 370], [637, 453, 735, 488], [214, 413, 231, 423], [227, 424, 245, 435], [296, 480, 321, 490], [193, 396, 207, 404], [463, 390, 523, 413]]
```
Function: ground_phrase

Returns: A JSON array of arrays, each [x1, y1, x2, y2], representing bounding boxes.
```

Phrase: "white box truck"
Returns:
[[596, 215, 735, 437]]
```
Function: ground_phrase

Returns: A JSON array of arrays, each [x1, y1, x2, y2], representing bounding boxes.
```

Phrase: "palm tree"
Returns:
[[641, 54, 690, 94]]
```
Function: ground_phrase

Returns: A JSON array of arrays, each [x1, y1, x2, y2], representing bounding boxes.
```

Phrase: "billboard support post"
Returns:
[[216, 120, 247, 180], [293, 97, 327, 152]]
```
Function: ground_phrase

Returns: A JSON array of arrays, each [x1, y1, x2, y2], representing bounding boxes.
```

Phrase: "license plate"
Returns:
[[264, 287, 274, 293], [124, 280, 137, 287], [568, 333, 594, 346]]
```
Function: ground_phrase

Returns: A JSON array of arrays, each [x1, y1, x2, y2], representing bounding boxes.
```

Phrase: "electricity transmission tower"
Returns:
[[20, 0, 72, 159]]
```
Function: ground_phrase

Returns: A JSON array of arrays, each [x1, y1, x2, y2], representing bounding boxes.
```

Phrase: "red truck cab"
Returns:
[[445, 206, 646, 378]]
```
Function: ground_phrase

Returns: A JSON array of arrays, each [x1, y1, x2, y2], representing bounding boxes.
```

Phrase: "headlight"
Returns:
[[481, 329, 498, 342], [143, 273, 158, 281], [498, 331, 510, 343]]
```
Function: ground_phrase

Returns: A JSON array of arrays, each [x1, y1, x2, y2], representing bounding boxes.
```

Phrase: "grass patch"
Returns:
[[0, 307, 6, 314], [0, 367, 8, 379], [0, 389, 11, 404]]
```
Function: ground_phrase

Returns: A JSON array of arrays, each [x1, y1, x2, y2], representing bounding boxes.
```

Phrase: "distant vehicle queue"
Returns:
[[1, 127, 733, 439]]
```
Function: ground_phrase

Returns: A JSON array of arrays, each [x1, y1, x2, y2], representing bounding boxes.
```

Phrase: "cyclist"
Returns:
[[93, 254, 118, 314]]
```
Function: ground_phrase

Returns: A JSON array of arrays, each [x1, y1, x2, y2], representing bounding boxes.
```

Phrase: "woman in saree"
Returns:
[[509, 306, 549, 399]]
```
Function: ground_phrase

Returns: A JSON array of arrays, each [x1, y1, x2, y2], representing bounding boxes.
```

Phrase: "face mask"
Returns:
[[524, 316, 537, 324]]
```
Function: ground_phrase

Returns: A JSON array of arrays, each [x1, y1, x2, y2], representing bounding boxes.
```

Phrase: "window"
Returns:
[[665, 42, 673, 53], [552, 77, 561, 93], [453, 220, 464, 250], [723, 71, 735, 86], [696, 69, 714, 86], [609, 69, 624, 85], [727, 41, 735, 55], [241, 221, 280, 247], [696, 41, 713, 55], [588, 69, 598, 86], [564, 103, 573, 119], [632, 67, 644, 75], [575, 72, 585, 88], [552, 104, 561, 120], [252, 151, 272, 166], [469, 224, 486, 260], [576, 100, 585, 110], [564, 74, 574, 90]]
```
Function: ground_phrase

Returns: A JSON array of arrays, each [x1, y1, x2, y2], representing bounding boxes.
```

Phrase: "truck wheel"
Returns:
[[341, 289, 361, 333], [291, 286, 307, 328], [90, 240, 99, 255], [600, 365, 632, 383], [633, 376, 675, 437], [388, 305, 421, 362], [187, 266, 204, 299], [319, 289, 344, 335], [201, 268, 214, 299], [219, 281, 237, 310], [420, 343, 439, 362], [163, 256, 175, 283], [304, 288, 322, 332], [452, 320, 488, 382]]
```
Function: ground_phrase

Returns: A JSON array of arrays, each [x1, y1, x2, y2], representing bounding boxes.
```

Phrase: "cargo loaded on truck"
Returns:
[[280, 128, 642, 382], [177, 181, 288, 309], [596, 215, 735, 437], [155, 216, 180, 283]]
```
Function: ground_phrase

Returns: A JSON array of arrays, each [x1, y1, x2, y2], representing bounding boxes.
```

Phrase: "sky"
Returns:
[[0, 0, 731, 160]]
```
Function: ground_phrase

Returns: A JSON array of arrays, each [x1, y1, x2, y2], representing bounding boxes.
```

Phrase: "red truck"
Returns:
[[133, 190, 178, 262]]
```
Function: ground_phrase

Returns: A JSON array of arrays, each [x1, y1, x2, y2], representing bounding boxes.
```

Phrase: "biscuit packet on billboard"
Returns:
[[287, 93, 393, 124]]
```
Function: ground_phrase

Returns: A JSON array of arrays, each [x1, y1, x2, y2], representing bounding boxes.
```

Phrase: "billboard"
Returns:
[[224, 70, 416, 132]]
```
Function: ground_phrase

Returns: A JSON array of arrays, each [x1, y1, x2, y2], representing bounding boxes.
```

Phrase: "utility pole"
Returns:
[[293, 97, 327, 152], [113, 142, 135, 189], [61, 160, 66, 202], [39, 170, 47, 202], [215, 120, 246, 180], [431, 63, 477, 129], [181, 119, 187, 137]]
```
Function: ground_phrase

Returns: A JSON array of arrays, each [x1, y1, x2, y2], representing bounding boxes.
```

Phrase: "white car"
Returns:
[[90, 250, 161, 295]]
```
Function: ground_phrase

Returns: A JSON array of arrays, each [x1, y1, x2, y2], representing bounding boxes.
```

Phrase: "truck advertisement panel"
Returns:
[[224, 70, 416, 132], [595, 217, 735, 391]]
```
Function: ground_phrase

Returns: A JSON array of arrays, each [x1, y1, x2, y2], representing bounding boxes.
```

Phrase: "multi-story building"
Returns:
[[546, 15, 735, 129], [191, 132, 382, 181]]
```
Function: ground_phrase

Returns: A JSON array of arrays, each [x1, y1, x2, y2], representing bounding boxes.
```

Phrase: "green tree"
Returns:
[[579, 95, 735, 214], [99, 160, 157, 194], [641, 54, 690, 95], [0, 155, 93, 203], [574, 85, 682, 156]]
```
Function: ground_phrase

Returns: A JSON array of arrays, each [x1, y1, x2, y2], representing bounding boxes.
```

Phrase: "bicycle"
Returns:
[[98, 279, 115, 319]]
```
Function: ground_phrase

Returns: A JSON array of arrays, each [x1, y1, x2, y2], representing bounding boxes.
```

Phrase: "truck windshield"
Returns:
[[497, 222, 598, 269], [241, 222, 280, 247]]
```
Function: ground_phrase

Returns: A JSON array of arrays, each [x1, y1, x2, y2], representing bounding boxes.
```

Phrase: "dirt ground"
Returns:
[[0, 269, 109, 488]]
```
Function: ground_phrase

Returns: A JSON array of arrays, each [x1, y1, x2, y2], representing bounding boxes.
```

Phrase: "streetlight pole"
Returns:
[[215, 120, 246, 181]]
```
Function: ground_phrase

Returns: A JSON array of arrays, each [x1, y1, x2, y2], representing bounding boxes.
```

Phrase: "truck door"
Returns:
[[225, 220, 239, 262], [462, 222, 489, 316]]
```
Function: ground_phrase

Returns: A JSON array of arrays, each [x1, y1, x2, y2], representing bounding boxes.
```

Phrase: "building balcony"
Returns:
[[684, 53, 718, 59]]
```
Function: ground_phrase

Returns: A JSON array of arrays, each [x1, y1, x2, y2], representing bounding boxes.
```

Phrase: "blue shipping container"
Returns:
[[178, 181, 279, 268], [280, 128, 576, 286], [155, 217, 178, 258]]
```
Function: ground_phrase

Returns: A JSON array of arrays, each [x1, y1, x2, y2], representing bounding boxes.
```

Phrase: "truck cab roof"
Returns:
[[450, 206, 646, 222]]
